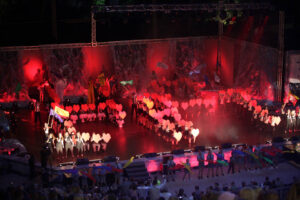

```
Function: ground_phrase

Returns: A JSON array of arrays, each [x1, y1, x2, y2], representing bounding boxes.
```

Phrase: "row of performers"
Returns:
[[45, 131, 110, 159], [135, 111, 194, 145], [283, 109, 300, 133], [220, 92, 300, 133]]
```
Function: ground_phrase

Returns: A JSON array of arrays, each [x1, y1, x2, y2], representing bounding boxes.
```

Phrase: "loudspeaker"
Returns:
[[76, 158, 89, 166], [272, 137, 285, 143], [102, 156, 117, 163], [143, 153, 158, 158], [221, 143, 232, 149], [171, 149, 185, 155], [194, 146, 205, 152]]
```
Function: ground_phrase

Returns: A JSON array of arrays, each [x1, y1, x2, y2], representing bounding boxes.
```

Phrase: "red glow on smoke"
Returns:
[[82, 46, 113, 79], [253, 16, 269, 43], [22, 51, 43, 82], [239, 16, 254, 40], [146, 42, 172, 78]]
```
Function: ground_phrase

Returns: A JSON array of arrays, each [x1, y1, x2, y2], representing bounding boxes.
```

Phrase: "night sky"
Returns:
[[0, 0, 299, 50]]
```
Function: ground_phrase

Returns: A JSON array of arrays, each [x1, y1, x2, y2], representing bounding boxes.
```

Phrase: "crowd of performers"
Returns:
[[44, 120, 111, 161], [219, 89, 300, 134], [67, 100, 126, 128], [162, 144, 281, 182], [131, 88, 300, 145]]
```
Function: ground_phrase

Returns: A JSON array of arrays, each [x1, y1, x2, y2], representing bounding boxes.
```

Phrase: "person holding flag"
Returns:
[[182, 158, 191, 181]]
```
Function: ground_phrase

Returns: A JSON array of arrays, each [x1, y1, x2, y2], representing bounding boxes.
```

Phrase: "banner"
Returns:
[[49, 108, 63, 123], [55, 106, 69, 118]]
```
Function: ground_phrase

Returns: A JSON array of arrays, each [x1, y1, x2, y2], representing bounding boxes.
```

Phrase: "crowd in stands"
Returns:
[[0, 161, 299, 200]]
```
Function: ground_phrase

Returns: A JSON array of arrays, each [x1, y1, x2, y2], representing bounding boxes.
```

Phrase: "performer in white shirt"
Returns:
[[64, 132, 74, 157], [76, 132, 84, 157], [91, 132, 101, 152], [55, 133, 64, 159]]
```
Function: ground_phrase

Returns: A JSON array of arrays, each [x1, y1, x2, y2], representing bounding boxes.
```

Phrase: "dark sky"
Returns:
[[0, 0, 299, 50]]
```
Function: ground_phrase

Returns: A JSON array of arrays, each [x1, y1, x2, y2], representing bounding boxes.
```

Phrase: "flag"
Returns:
[[217, 160, 229, 166], [49, 108, 63, 123], [49, 108, 55, 116], [181, 162, 192, 173], [262, 156, 273, 165], [55, 106, 69, 118], [64, 173, 72, 178], [120, 80, 133, 86], [80, 171, 96, 183], [123, 156, 134, 169]]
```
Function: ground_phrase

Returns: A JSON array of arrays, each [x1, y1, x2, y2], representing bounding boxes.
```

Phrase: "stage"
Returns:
[[7, 99, 293, 167]]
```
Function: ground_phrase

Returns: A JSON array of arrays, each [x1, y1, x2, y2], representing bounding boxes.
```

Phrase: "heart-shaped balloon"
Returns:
[[119, 111, 127, 119], [189, 99, 196, 107], [81, 104, 88, 112], [171, 107, 178, 115], [92, 133, 101, 143], [64, 120, 73, 128], [65, 106, 73, 113], [165, 94, 171, 100], [116, 104, 123, 111], [146, 101, 154, 109], [89, 104, 96, 111], [181, 102, 188, 110], [98, 102, 106, 110], [70, 114, 78, 122], [149, 109, 156, 117], [102, 133, 111, 143], [169, 123, 175, 131], [174, 113, 181, 122], [196, 99, 202, 106], [186, 121, 193, 128], [164, 101, 172, 108], [172, 101, 179, 108], [191, 128, 200, 142], [155, 111, 163, 120], [173, 131, 182, 142], [73, 104, 80, 113], [82, 132, 90, 142], [164, 109, 171, 116], [117, 120, 124, 127]]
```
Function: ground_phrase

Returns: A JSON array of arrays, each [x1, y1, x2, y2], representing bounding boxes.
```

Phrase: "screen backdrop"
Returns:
[[0, 36, 278, 102]]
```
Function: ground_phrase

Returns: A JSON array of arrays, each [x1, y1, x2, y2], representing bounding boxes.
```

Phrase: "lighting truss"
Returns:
[[92, 3, 274, 14]]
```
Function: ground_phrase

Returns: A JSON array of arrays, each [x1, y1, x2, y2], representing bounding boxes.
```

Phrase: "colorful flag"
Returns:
[[217, 160, 229, 166], [182, 162, 192, 173], [80, 171, 96, 183], [49, 108, 63, 123], [64, 173, 72, 178], [120, 80, 133, 86], [55, 106, 69, 118], [123, 156, 134, 169]]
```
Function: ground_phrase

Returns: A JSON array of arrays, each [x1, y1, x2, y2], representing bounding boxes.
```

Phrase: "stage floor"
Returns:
[[7, 104, 298, 167]]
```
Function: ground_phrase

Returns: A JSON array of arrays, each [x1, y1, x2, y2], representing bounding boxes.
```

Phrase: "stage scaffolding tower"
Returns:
[[277, 11, 285, 102]]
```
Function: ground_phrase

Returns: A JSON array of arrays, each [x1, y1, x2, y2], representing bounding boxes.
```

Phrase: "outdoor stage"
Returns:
[[11, 99, 290, 167]]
